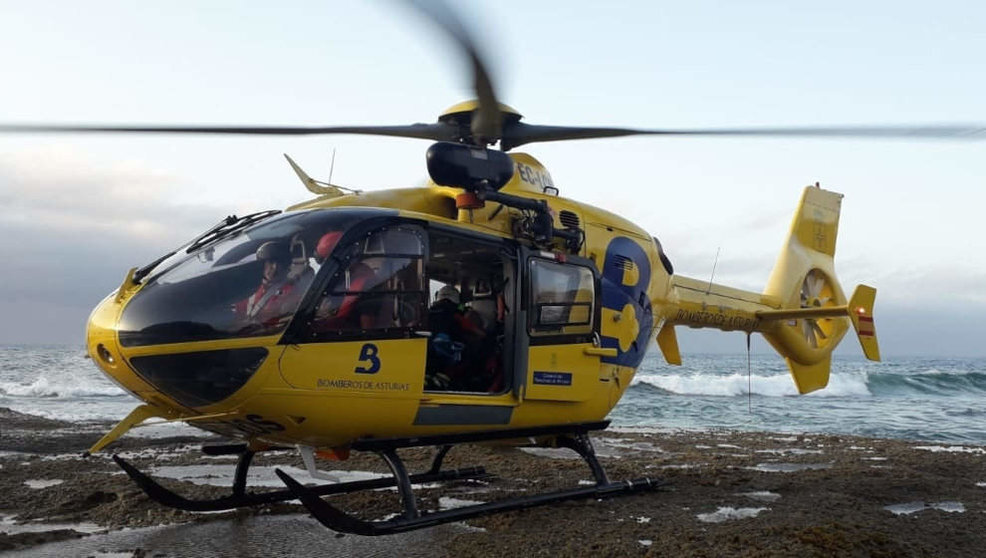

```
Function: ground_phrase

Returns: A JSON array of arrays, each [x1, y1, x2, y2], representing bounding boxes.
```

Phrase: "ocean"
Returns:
[[2, 345, 984, 444]]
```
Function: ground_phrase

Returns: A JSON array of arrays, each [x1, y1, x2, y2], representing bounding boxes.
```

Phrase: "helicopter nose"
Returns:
[[86, 293, 270, 411], [87, 294, 121, 367], [86, 293, 146, 397]]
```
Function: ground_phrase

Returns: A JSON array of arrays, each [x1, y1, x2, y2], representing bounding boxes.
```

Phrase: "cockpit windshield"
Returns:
[[117, 208, 394, 347]]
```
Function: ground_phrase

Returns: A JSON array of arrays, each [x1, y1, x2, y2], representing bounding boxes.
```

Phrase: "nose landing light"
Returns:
[[96, 343, 116, 364]]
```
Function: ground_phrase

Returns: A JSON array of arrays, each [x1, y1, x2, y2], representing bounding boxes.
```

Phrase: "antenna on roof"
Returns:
[[706, 247, 721, 294], [328, 148, 337, 185]]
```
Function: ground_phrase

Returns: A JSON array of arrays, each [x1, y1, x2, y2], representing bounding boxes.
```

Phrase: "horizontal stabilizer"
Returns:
[[756, 305, 851, 321]]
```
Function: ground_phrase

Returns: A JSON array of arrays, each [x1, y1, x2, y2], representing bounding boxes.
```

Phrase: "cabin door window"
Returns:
[[423, 231, 514, 394], [523, 255, 601, 402], [528, 259, 595, 341], [306, 224, 427, 340]]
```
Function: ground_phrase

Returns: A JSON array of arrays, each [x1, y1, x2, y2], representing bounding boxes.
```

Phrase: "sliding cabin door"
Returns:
[[521, 253, 604, 403]]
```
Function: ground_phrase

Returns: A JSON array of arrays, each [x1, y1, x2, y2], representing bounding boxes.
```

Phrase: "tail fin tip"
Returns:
[[847, 284, 881, 361]]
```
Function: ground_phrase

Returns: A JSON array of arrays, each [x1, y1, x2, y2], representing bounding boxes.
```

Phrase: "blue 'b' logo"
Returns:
[[599, 237, 653, 367], [355, 343, 381, 374]]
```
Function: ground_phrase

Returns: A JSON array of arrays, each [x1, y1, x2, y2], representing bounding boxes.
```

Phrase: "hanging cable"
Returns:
[[746, 332, 753, 414]]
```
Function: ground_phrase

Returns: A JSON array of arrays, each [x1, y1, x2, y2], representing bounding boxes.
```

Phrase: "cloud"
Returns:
[[0, 146, 220, 240], [668, 250, 777, 291], [0, 147, 228, 343], [839, 258, 986, 307]]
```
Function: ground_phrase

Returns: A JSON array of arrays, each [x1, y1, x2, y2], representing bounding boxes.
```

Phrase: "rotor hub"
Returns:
[[438, 100, 523, 123]]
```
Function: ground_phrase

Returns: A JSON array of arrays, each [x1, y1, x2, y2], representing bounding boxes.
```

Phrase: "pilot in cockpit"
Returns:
[[235, 240, 305, 329]]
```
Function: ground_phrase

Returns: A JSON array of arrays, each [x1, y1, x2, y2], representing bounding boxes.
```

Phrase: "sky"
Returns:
[[0, 1, 984, 357]]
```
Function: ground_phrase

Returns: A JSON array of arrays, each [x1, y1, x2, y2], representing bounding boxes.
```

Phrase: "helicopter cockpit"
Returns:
[[116, 208, 402, 348]]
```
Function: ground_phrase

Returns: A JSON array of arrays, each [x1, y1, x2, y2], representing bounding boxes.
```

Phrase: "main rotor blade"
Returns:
[[0, 122, 460, 141], [407, 0, 502, 144], [501, 122, 986, 150]]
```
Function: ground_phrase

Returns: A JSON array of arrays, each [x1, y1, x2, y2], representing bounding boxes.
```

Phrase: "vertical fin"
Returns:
[[761, 186, 850, 394], [847, 285, 881, 361], [786, 355, 832, 394], [656, 322, 682, 365]]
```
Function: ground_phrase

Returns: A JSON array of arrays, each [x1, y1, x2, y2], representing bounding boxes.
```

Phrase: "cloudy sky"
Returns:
[[1, 1, 984, 357]]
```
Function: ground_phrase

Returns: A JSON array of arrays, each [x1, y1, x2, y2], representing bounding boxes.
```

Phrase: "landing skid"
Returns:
[[113, 421, 664, 535], [113, 445, 486, 512], [276, 421, 664, 536]]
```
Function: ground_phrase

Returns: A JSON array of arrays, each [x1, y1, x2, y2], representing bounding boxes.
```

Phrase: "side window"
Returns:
[[529, 259, 595, 337], [311, 225, 426, 337]]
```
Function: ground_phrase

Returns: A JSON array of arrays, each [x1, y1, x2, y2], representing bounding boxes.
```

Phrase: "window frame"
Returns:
[[525, 254, 600, 346], [282, 219, 429, 344], [118, 207, 394, 348], [420, 225, 519, 396]]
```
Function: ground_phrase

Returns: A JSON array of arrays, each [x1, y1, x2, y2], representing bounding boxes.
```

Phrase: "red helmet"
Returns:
[[316, 231, 343, 261]]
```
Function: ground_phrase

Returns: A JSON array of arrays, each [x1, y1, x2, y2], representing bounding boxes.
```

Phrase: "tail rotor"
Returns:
[[799, 269, 836, 349]]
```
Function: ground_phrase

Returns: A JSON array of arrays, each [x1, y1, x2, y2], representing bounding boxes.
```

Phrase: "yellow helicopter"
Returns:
[[3, 1, 983, 537]]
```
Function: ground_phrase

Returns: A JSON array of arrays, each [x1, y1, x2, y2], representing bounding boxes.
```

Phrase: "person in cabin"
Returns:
[[312, 230, 381, 331], [426, 285, 488, 390], [235, 240, 305, 331]]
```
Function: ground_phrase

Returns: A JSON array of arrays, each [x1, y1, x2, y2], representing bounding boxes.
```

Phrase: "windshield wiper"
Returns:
[[184, 210, 281, 254], [132, 210, 281, 284]]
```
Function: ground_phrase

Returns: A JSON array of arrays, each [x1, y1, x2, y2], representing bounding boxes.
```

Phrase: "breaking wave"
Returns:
[[631, 369, 986, 399], [632, 372, 869, 397], [0, 376, 125, 399]]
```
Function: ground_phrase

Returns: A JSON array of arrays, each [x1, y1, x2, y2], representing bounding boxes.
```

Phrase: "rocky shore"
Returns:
[[2, 407, 984, 557]]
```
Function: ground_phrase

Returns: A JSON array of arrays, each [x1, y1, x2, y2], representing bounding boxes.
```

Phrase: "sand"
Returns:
[[2, 407, 985, 557]]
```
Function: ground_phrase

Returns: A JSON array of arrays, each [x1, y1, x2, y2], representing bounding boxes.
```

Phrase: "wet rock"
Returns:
[[1, 410, 985, 556], [0, 529, 87, 551]]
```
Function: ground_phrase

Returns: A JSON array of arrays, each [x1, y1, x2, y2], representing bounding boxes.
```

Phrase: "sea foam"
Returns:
[[632, 371, 871, 398], [0, 376, 125, 398]]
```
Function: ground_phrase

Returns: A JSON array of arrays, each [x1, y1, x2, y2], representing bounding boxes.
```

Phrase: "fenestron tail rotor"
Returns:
[[799, 269, 835, 349]]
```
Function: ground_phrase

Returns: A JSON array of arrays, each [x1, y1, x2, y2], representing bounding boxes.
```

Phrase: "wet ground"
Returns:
[[2, 407, 986, 557], [1, 514, 476, 558]]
